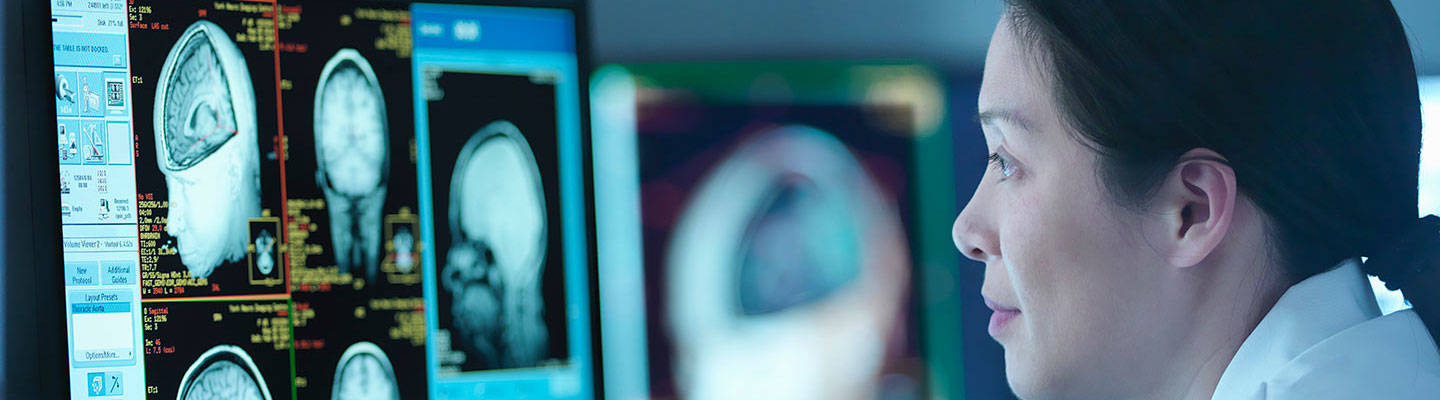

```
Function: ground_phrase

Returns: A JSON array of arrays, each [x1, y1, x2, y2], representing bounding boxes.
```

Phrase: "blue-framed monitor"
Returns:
[[9, 0, 599, 398], [411, 4, 593, 399]]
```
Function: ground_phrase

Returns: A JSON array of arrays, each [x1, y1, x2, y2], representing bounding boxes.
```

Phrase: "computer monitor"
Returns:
[[17, 0, 598, 398], [589, 62, 956, 400]]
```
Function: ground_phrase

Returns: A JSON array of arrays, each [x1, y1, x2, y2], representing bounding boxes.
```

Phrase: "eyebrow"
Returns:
[[974, 109, 1034, 133]]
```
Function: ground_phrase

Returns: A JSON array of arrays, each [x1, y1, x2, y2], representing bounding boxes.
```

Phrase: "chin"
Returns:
[[178, 247, 222, 278], [1003, 346, 1060, 400]]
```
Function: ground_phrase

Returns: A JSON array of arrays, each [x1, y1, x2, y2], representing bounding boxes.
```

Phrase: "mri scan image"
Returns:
[[314, 49, 390, 282], [331, 342, 400, 400], [254, 228, 277, 276], [440, 120, 549, 369], [392, 225, 416, 274], [153, 20, 261, 279], [177, 345, 272, 400], [665, 125, 911, 400]]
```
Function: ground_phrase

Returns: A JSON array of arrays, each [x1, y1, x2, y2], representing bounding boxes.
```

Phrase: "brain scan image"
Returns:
[[153, 20, 261, 279], [330, 342, 400, 400], [393, 226, 416, 274], [254, 228, 277, 276], [177, 345, 272, 400], [314, 49, 389, 282], [440, 120, 549, 369], [665, 125, 911, 400]]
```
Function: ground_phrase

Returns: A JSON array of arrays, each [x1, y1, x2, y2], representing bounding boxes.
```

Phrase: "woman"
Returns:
[[951, 1, 1440, 398]]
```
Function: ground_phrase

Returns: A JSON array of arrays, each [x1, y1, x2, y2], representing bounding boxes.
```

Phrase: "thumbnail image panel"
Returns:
[[129, 1, 285, 299], [140, 300, 292, 399], [274, 3, 426, 399], [425, 71, 570, 372]]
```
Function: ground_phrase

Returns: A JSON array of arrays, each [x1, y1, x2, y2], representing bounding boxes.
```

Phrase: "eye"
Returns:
[[987, 152, 1018, 179]]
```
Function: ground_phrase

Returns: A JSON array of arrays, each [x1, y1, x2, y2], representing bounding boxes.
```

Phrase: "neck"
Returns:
[[1152, 251, 1288, 400], [1174, 336, 1245, 400]]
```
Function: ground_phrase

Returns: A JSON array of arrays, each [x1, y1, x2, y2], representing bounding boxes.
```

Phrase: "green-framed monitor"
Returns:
[[589, 62, 959, 400]]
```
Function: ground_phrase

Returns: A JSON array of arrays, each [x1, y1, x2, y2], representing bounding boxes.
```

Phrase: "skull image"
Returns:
[[665, 125, 911, 399], [153, 20, 261, 279], [314, 49, 390, 282], [440, 120, 549, 369]]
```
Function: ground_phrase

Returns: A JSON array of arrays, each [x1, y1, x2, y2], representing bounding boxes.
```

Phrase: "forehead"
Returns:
[[978, 17, 1051, 121]]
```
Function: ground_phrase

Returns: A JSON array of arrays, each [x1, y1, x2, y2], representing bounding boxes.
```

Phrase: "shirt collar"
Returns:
[[1211, 258, 1382, 399]]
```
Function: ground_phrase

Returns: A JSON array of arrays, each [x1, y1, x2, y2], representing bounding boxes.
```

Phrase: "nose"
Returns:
[[953, 192, 1000, 263]]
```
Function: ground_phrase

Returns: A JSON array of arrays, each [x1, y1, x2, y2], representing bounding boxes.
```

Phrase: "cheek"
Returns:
[[187, 176, 234, 236], [997, 167, 1148, 381]]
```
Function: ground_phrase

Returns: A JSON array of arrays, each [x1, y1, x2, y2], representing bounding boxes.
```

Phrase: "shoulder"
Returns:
[[1263, 310, 1440, 399]]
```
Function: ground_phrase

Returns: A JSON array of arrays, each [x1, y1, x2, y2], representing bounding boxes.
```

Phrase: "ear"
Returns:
[[1156, 148, 1237, 268]]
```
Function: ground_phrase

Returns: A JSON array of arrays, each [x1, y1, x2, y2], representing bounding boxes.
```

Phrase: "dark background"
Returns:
[[425, 70, 572, 372], [140, 300, 292, 400]]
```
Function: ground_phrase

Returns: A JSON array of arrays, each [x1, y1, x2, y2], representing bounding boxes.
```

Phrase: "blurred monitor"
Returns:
[[28, 1, 597, 399], [590, 62, 959, 400]]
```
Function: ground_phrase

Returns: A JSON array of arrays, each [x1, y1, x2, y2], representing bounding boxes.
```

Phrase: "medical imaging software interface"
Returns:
[[50, 1, 590, 399]]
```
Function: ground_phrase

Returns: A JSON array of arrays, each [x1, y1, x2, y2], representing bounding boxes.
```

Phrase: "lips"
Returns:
[[984, 297, 1021, 338]]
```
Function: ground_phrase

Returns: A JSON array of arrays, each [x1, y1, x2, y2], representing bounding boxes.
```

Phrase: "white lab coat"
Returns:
[[1211, 259, 1440, 399]]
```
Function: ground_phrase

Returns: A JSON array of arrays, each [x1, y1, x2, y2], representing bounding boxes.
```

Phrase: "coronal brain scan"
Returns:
[[314, 49, 390, 282], [665, 125, 911, 399], [331, 342, 400, 400], [153, 19, 261, 279], [177, 345, 272, 400], [441, 120, 549, 369]]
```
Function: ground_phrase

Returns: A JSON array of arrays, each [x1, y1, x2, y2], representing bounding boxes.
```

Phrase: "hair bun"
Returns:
[[1364, 215, 1440, 291], [1365, 215, 1440, 351]]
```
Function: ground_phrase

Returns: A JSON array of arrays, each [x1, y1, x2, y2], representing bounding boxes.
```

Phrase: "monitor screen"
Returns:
[[589, 63, 953, 400], [48, 1, 592, 399]]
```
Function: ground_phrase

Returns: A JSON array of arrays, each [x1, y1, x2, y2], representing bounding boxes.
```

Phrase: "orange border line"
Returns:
[[270, 1, 291, 297]]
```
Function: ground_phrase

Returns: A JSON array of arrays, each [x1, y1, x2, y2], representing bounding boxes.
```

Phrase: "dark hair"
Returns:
[[1002, 0, 1440, 339]]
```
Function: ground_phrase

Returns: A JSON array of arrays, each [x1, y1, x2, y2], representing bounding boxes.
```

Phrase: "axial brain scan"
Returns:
[[331, 342, 400, 400], [154, 20, 262, 279], [177, 345, 272, 400], [441, 120, 549, 369], [665, 125, 911, 400], [393, 226, 416, 274], [255, 228, 277, 276], [314, 49, 390, 281]]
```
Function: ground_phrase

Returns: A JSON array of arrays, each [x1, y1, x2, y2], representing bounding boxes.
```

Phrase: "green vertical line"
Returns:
[[288, 297, 298, 400]]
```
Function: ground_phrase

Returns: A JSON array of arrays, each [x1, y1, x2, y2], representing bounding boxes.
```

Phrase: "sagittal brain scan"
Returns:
[[331, 342, 400, 400], [314, 49, 390, 282], [153, 20, 261, 279], [440, 120, 549, 369], [665, 125, 911, 399], [177, 345, 273, 400]]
